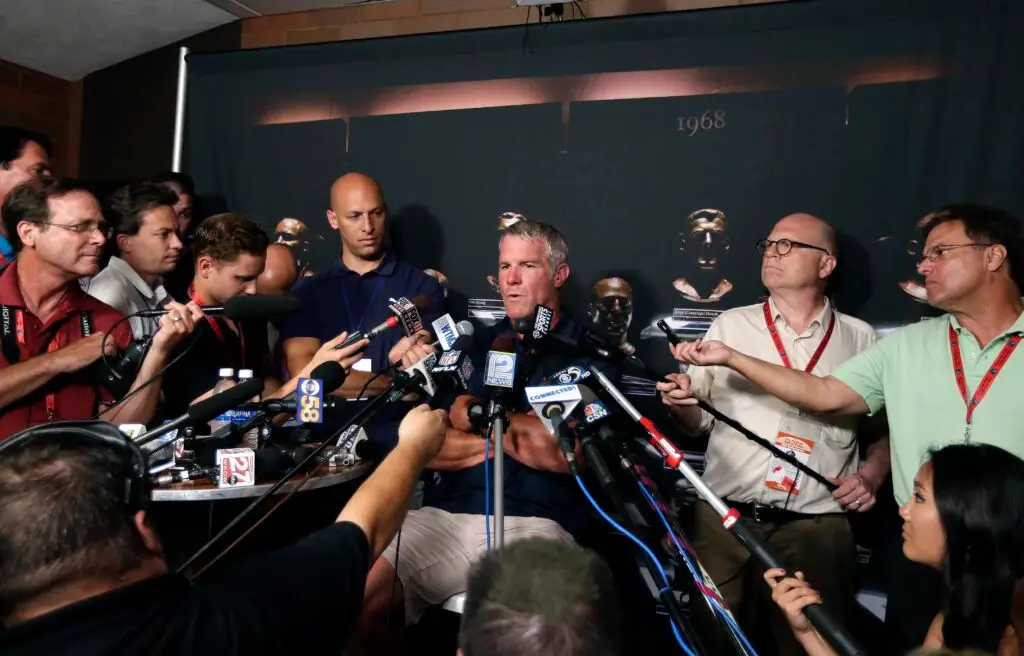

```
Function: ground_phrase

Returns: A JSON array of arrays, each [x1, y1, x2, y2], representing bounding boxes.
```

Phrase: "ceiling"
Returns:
[[0, 0, 391, 81]]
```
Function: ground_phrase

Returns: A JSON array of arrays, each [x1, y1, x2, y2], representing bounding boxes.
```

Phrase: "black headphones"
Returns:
[[0, 421, 150, 513]]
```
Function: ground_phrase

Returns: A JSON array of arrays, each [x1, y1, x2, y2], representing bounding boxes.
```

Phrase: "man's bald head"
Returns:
[[330, 172, 383, 212], [774, 213, 837, 255], [761, 212, 838, 293], [327, 172, 387, 262], [256, 243, 299, 296]]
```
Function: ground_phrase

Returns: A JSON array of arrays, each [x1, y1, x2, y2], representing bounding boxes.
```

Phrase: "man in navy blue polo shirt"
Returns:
[[350, 219, 618, 652], [278, 172, 445, 445]]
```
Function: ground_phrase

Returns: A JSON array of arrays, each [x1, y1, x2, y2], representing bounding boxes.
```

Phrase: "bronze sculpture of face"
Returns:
[[589, 277, 633, 343], [681, 208, 729, 269], [274, 217, 315, 274]]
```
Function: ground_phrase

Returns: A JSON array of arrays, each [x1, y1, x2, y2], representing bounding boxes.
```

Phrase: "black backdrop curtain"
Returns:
[[184, 0, 1024, 373]]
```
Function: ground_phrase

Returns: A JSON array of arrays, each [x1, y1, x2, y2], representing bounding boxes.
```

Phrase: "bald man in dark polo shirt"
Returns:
[[278, 172, 445, 449]]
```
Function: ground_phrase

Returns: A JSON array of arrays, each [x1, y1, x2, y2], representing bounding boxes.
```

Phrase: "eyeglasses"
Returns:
[[756, 238, 830, 256], [39, 221, 112, 239], [920, 243, 991, 262]]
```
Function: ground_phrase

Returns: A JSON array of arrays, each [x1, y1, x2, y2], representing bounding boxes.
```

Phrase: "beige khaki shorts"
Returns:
[[381, 506, 576, 624]]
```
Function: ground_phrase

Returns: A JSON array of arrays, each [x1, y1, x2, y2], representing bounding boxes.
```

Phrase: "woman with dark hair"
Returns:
[[765, 443, 1024, 655]]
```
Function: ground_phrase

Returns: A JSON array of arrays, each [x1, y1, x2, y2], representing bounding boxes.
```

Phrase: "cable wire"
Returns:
[[574, 475, 695, 656]]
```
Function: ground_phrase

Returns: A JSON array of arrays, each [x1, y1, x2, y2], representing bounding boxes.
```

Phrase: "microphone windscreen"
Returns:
[[309, 361, 347, 394], [449, 333, 474, 351], [187, 377, 264, 424], [511, 318, 533, 334], [222, 295, 301, 319], [456, 320, 475, 338]]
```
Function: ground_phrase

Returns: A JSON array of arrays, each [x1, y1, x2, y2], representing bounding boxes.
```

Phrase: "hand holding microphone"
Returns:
[[655, 373, 699, 408], [305, 332, 371, 377], [668, 338, 734, 368], [151, 301, 204, 353]]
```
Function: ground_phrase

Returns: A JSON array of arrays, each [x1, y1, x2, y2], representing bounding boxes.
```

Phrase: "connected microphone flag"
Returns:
[[524, 385, 583, 434]]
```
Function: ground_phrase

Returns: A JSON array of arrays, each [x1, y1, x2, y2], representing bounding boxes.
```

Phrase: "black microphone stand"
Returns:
[[590, 368, 867, 656], [574, 426, 710, 656], [176, 375, 419, 577]]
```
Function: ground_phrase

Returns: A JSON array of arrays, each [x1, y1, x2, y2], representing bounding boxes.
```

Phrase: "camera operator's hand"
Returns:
[[52, 333, 115, 373], [397, 404, 448, 464]]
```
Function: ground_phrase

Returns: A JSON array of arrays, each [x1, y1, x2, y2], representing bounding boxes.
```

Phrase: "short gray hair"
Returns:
[[500, 219, 569, 273]]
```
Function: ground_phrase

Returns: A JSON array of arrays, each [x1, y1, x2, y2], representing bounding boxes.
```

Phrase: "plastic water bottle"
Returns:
[[208, 368, 236, 436], [237, 369, 261, 449]]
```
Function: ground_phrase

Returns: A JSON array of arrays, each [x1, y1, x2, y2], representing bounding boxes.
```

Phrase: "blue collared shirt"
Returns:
[[424, 313, 621, 537], [278, 251, 445, 449], [278, 251, 445, 372]]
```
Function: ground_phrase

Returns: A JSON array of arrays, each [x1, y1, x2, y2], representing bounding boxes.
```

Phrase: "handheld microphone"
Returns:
[[386, 351, 438, 401], [333, 295, 429, 350], [151, 465, 218, 487], [525, 384, 583, 474], [134, 376, 265, 448], [134, 294, 301, 319], [430, 348, 474, 394], [430, 317, 474, 350]]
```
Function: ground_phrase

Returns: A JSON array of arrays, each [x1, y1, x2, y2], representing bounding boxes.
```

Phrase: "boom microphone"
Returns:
[[134, 294, 301, 319]]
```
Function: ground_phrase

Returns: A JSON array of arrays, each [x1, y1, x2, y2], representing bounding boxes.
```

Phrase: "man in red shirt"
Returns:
[[0, 177, 201, 439]]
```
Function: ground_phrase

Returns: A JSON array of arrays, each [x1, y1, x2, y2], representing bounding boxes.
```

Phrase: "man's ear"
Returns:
[[196, 255, 214, 278], [987, 244, 1008, 272], [553, 263, 570, 288], [819, 254, 837, 280], [326, 209, 339, 231], [133, 511, 165, 557], [116, 233, 130, 255]]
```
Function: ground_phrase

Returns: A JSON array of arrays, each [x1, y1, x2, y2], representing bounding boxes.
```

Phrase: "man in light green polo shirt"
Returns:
[[669, 202, 1024, 655]]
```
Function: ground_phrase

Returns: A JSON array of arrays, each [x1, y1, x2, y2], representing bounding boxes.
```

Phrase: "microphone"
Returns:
[[151, 465, 218, 487], [231, 361, 347, 436], [386, 351, 438, 401], [525, 383, 584, 474], [135, 294, 301, 319], [430, 315, 474, 351], [334, 295, 429, 349], [134, 376, 265, 448], [430, 347, 474, 394]]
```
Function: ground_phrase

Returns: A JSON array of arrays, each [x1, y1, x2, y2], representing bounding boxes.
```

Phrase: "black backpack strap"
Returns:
[[0, 305, 20, 365]]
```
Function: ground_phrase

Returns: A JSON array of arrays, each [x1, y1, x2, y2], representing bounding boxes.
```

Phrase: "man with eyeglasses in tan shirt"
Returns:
[[657, 212, 889, 655]]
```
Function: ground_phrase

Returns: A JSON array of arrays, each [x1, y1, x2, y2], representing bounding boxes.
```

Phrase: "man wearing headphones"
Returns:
[[0, 350, 448, 655]]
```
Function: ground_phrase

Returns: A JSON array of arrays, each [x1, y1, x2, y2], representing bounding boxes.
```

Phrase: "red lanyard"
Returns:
[[189, 286, 245, 368], [948, 324, 1020, 435], [762, 301, 835, 373], [14, 310, 65, 421]]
